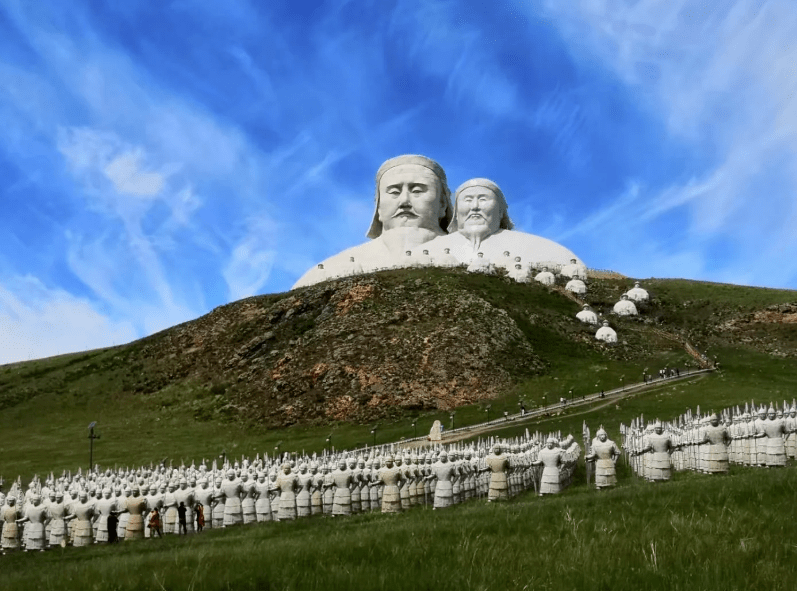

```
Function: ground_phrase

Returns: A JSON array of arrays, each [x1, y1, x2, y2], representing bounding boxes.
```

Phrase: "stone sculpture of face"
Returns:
[[655, 425, 663, 435], [598, 432, 607, 442], [283, 464, 291, 475], [710, 416, 720, 427], [768, 411, 776, 420], [456, 186, 502, 238], [378, 164, 445, 233]]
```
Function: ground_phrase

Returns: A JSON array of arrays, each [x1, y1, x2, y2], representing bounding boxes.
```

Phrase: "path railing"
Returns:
[[339, 368, 714, 454]]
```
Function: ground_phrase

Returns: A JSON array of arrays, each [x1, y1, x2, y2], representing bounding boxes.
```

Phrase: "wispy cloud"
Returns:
[[539, 0, 797, 287], [0, 275, 137, 365], [1, 0, 795, 363]]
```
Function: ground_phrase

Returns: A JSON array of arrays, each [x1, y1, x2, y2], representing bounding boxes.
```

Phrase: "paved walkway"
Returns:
[[397, 368, 714, 448]]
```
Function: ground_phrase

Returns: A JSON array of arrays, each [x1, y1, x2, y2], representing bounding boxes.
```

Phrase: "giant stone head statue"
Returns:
[[367, 155, 453, 239], [448, 178, 514, 235]]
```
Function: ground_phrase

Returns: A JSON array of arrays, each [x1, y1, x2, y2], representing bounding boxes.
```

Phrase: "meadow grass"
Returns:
[[0, 464, 795, 591], [0, 276, 795, 588]]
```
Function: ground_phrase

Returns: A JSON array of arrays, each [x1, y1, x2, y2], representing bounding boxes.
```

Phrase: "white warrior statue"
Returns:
[[586, 427, 621, 489]]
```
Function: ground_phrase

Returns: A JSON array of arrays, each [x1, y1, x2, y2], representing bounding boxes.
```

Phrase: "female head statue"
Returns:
[[448, 178, 513, 235]]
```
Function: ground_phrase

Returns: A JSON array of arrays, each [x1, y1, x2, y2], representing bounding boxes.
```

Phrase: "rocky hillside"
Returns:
[[1, 268, 794, 428]]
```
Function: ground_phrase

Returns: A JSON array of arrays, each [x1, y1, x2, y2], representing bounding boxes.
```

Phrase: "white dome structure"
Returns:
[[565, 278, 587, 295], [595, 320, 617, 343], [436, 248, 460, 268], [576, 304, 598, 325], [560, 258, 587, 279], [535, 267, 555, 286], [509, 263, 531, 283], [613, 294, 638, 316], [627, 281, 649, 303], [467, 252, 495, 274]]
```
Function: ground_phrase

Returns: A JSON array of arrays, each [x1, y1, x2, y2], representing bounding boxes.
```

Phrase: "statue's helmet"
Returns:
[[448, 178, 514, 233], [367, 155, 453, 239]]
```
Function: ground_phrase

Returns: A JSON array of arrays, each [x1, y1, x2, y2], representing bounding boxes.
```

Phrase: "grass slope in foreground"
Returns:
[[0, 465, 795, 591]]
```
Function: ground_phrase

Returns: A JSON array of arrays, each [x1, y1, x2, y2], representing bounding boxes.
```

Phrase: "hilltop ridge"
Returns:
[[1, 268, 794, 431]]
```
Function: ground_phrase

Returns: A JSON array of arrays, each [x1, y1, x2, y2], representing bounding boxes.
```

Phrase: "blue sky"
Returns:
[[1, 0, 796, 363]]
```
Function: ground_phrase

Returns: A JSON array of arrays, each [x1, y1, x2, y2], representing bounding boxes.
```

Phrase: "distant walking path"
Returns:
[[398, 368, 714, 449]]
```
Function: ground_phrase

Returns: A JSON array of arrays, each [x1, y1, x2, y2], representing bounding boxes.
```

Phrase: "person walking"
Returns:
[[194, 503, 205, 533], [147, 509, 162, 538], [177, 502, 188, 535]]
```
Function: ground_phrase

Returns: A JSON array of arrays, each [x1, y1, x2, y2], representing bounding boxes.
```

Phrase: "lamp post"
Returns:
[[569, 389, 573, 402], [450, 411, 456, 431], [88, 422, 100, 472], [371, 426, 378, 447], [274, 441, 282, 459], [411, 420, 417, 439], [325, 434, 332, 449], [620, 375, 625, 391], [485, 404, 491, 423]]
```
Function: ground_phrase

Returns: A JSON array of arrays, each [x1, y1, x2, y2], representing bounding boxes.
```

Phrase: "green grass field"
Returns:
[[0, 464, 795, 591], [0, 275, 795, 589]]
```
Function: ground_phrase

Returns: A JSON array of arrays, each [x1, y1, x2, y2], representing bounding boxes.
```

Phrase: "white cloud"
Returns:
[[0, 275, 138, 365], [222, 218, 278, 302], [103, 150, 165, 197], [538, 0, 797, 288]]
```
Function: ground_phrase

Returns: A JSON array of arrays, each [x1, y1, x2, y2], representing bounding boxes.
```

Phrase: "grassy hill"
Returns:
[[0, 270, 796, 590], [1, 458, 796, 590], [0, 269, 795, 482]]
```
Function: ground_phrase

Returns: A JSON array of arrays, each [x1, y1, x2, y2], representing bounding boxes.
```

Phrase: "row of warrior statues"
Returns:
[[0, 431, 581, 553], [3, 398, 795, 554], [621, 401, 797, 480]]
